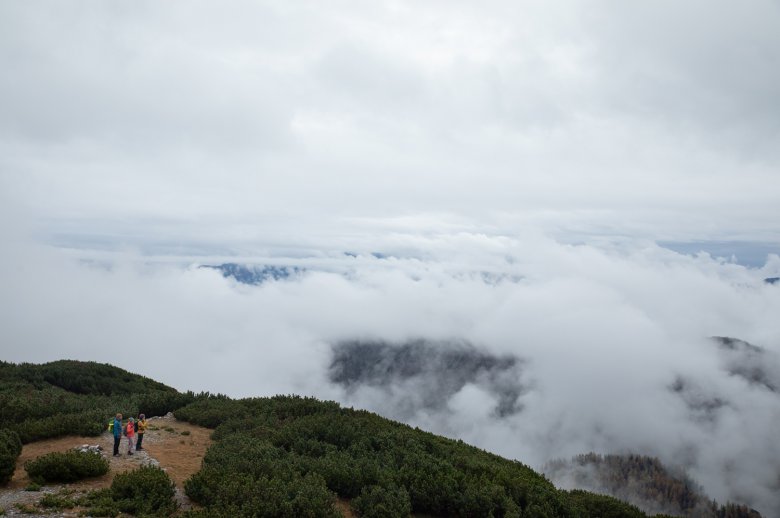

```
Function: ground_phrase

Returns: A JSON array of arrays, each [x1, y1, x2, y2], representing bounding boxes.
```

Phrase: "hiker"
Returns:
[[136, 414, 147, 450], [112, 413, 122, 456], [126, 417, 136, 455]]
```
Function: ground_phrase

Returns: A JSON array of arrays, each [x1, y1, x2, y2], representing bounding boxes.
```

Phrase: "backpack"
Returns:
[[134, 421, 138, 433]]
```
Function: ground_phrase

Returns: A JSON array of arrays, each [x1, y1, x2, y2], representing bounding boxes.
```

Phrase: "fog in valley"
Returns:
[[1, 234, 779, 513]]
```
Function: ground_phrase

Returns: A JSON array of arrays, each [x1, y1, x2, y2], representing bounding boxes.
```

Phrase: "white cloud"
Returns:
[[1, 1, 779, 243], [1, 234, 779, 513]]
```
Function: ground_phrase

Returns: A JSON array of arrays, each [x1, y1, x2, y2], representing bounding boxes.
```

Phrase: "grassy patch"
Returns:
[[39, 492, 77, 509], [77, 488, 119, 517], [14, 503, 37, 514]]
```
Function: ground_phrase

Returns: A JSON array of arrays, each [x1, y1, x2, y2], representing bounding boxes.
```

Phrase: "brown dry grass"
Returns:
[[2, 417, 359, 517], [9, 416, 212, 490], [0, 416, 212, 516]]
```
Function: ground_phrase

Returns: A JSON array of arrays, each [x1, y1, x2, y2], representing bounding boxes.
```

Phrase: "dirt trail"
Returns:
[[0, 415, 212, 516]]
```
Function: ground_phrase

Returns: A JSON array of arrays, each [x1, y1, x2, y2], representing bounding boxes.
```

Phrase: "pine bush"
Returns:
[[0, 430, 22, 484], [24, 450, 109, 483], [111, 464, 177, 516]]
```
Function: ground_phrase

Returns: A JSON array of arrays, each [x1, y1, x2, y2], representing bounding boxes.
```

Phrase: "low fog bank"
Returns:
[[1, 234, 779, 515], [543, 453, 762, 517]]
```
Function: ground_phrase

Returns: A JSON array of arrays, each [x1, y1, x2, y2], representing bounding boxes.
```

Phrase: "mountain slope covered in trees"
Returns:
[[545, 453, 761, 518], [0, 359, 195, 443], [0, 360, 764, 517]]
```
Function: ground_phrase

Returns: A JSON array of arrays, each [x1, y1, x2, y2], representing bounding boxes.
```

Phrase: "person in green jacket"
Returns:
[[112, 413, 122, 456]]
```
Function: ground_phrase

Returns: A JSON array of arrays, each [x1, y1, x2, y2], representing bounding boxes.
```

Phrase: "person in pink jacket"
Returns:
[[125, 417, 136, 455]]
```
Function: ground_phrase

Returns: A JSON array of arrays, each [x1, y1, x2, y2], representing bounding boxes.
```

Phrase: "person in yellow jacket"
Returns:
[[136, 414, 148, 450]]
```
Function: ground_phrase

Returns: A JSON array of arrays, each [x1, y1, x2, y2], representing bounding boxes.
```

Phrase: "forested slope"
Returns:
[[174, 395, 665, 517], [0, 360, 761, 517], [545, 454, 762, 518], [0, 360, 195, 442]]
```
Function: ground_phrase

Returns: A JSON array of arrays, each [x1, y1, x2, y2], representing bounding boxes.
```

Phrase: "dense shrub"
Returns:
[[307, 451, 376, 497], [352, 485, 412, 518], [567, 490, 646, 518], [0, 387, 118, 429], [395, 451, 460, 515], [0, 361, 200, 445], [111, 464, 177, 516], [0, 429, 22, 484], [0, 430, 22, 456], [11, 410, 107, 443], [458, 482, 521, 518], [24, 450, 109, 483], [175, 395, 340, 430], [37, 360, 175, 396], [138, 390, 198, 418], [186, 469, 339, 518], [174, 396, 244, 428], [180, 396, 590, 517]]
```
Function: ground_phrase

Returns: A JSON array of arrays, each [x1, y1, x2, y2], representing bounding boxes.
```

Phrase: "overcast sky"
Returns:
[[1, 0, 779, 252], [2, 2, 780, 515]]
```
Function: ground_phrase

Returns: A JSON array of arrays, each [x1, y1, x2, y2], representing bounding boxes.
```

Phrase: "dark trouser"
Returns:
[[136, 433, 143, 449], [113, 435, 120, 455]]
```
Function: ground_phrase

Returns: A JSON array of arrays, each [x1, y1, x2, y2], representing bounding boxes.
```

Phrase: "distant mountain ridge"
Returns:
[[545, 453, 761, 518], [200, 263, 304, 285], [201, 261, 524, 287], [711, 336, 779, 393]]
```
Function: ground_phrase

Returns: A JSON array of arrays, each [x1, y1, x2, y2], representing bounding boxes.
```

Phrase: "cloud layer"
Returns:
[[2, 235, 779, 514], [2, 1, 780, 244]]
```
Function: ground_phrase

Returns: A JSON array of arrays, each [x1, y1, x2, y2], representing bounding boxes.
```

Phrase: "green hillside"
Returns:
[[0, 360, 692, 517], [174, 395, 652, 517], [0, 359, 194, 443]]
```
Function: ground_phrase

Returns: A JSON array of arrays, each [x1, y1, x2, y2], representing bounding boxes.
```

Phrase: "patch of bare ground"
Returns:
[[0, 415, 212, 517], [2, 418, 361, 517], [335, 498, 356, 518]]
